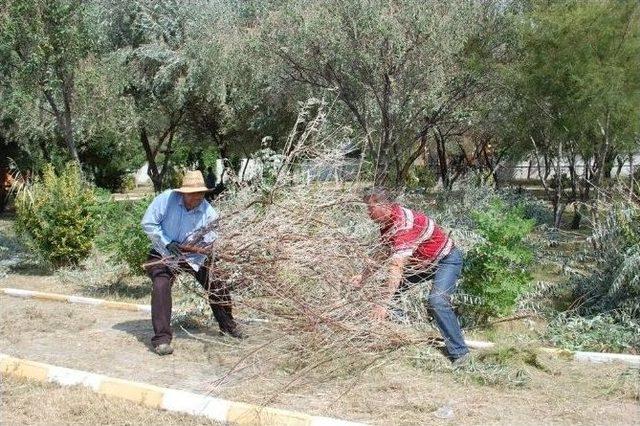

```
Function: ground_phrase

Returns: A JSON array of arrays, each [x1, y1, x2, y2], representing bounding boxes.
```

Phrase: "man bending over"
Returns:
[[352, 188, 469, 365]]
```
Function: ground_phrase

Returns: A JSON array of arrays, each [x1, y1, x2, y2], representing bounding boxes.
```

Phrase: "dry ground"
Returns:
[[1, 291, 638, 425], [1, 375, 220, 425], [2, 215, 639, 425]]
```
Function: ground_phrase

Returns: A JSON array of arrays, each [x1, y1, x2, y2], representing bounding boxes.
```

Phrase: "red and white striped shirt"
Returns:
[[380, 204, 453, 263]]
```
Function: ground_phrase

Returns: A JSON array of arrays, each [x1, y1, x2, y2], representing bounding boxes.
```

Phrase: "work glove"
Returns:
[[166, 241, 182, 258]]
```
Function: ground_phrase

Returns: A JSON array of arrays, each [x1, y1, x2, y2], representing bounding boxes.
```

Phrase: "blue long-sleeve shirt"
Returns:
[[141, 190, 219, 271]]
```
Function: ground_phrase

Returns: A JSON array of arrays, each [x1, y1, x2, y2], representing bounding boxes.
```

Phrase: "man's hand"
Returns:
[[350, 274, 364, 289], [166, 241, 182, 257], [371, 304, 388, 321]]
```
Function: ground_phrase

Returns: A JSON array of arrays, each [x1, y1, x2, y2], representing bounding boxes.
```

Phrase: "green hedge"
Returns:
[[94, 197, 152, 275], [15, 163, 99, 267], [461, 199, 535, 322]]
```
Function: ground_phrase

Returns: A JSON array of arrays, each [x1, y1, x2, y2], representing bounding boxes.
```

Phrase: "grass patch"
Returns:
[[411, 344, 554, 388], [602, 368, 640, 401]]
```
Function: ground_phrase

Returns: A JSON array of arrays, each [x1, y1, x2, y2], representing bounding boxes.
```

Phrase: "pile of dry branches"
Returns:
[[174, 101, 446, 394], [192, 176, 442, 395]]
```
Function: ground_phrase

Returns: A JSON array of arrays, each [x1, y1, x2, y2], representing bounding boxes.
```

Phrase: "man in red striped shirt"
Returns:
[[352, 188, 470, 365]]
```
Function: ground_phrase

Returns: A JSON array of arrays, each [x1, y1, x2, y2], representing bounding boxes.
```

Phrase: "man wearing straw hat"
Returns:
[[141, 170, 243, 356]]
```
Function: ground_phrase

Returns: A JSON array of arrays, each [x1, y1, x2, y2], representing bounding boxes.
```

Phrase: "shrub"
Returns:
[[163, 167, 184, 191], [557, 200, 640, 320], [119, 174, 136, 192], [14, 163, 99, 267], [461, 199, 535, 322], [546, 313, 640, 353], [94, 197, 152, 275], [499, 189, 555, 226], [543, 198, 640, 353]]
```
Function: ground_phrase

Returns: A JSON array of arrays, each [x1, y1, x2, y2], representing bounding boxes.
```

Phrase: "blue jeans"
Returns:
[[399, 248, 469, 359]]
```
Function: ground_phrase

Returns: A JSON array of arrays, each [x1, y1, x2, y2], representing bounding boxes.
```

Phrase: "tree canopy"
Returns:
[[0, 0, 637, 194]]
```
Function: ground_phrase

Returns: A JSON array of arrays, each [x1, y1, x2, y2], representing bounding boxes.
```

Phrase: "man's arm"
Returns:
[[351, 246, 390, 288], [371, 255, 408, 320], [141, 192, 172, 252]]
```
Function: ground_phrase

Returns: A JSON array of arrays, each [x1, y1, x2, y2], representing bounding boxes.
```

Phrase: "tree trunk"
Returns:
[[615, 156, 624, 178], [42, 88, 79, 163], [553, 141, 563, 229], [602, 151, 616, 179], [140, 127, 162, 193], [435, 127, 449, 189], [582, 157, 591, 201], [397, 131, 429, 184], [158, 131, 175, 189], [530, 136, 550, 197], [570, 203, 582, 230], [629, 153, 635, 198], [554, 201, 567, 229], [543, 152, 551, 181], [567, 154, 580, 229]]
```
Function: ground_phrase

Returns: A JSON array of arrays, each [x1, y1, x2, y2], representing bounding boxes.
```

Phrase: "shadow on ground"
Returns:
[[112, 319, 226, 353], [5, 263, 51, 276], [0, 224, 51, 276], [86, 281, 151, 300]]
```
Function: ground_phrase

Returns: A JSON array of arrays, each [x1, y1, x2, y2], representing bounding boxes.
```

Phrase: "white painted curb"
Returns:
[[1, 287, 150, 312], [573, 350, 640, 366], [465, 340, 496, 350], [467, 340, 640, 368], [0, 354, 365, 425]]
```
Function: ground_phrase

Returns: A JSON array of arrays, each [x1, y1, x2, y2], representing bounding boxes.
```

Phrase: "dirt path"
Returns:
[[1, 292, 638, 425]]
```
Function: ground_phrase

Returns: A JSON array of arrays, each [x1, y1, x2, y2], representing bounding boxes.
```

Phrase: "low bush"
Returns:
[[119, 174, 136, 192], [546, 313, 640, 353], [461, 199, 535, 322], [544, 198, 640, 353], [579, 201, 640, 317], [94, 197, 152, 275], [14, 163, 99, 267], [499, 189, 555, 226]]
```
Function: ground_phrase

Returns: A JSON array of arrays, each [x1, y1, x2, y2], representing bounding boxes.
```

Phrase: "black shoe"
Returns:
[[221, 326, 247, 339]]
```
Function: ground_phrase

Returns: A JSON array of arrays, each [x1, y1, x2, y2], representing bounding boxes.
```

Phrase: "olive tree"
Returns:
[[508, 0, 640, 228], [0, 0, 94, 163], [260, 0, 487, 184]]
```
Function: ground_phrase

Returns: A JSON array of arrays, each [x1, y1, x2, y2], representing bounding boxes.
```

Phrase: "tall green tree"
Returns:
[[508, 0, 640, 227], [0, 0, 95, 162], [95, 0, 275, 190], [260, 0, 487, 184]]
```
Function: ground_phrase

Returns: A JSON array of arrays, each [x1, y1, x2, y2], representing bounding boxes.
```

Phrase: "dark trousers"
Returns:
[[145, 252, 236, 347], [394, 248, 469, 359]]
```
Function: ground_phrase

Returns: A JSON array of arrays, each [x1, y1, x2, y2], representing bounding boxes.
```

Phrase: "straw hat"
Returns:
[[175, 170, 211, 193]]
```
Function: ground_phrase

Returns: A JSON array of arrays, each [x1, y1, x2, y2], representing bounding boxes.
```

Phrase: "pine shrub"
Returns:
[[15, 163, 99, 267]]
